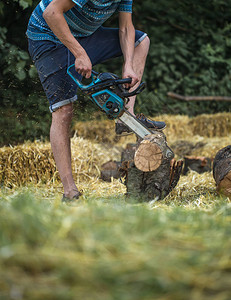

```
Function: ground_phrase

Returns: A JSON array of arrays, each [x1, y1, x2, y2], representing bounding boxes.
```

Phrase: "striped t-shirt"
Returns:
[[26, 0, 133, 42]]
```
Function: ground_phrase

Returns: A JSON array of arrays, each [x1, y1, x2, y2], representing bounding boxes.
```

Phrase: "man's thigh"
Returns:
[[79, 26, 147, 65], [28, 39, 78, 112]]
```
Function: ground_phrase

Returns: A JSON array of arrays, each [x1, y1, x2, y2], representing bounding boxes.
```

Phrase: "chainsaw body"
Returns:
[[91, 89, 124, 119], [67, 64, 145, 120], [67, 64, 168, 142]]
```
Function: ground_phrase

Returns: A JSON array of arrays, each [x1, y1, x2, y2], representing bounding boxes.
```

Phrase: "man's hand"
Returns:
[[122, 65, 139, 89], [75, 51, 92, 79]]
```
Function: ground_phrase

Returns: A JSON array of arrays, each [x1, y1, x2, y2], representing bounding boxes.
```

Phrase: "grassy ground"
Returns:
[[1, 113, 231, 299], [0, 173, 231, 300]]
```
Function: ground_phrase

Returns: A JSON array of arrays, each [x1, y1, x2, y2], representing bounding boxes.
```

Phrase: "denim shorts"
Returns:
[[28, 26, 147, 112]]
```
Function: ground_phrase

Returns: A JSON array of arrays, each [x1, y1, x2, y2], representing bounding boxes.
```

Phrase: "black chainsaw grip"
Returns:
[[121, 82, 146, 97], [114, 78, 132, 85]]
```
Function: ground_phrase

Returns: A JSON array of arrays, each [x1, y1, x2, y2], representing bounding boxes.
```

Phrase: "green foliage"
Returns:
[[132, 0, 231, 115], [0, 0, 36, 80], [0, 0, 50, 146], [1, 0, 231, 145], [0, 188, 230, 299], [0, 91, 50, 146]]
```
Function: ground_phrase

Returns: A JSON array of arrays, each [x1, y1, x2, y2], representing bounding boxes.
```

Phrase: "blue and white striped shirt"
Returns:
[[26, 0, 133, 42]]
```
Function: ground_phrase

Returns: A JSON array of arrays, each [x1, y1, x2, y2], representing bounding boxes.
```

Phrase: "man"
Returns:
[[26, 0, 166, 201]]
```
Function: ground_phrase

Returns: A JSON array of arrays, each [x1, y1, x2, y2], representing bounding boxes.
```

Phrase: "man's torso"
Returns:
[[26, 0, 132, 42]]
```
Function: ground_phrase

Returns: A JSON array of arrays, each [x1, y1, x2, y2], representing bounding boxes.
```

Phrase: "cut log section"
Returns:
[[121, 131, 181, 201], [213, 145, 231, 196], [134, 141, 162, 172], [100, 131, 182, 201], [134, 132, 174, 172]]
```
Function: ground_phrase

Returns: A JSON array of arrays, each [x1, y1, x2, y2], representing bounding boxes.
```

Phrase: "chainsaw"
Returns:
[[67, 64, 160, 139]]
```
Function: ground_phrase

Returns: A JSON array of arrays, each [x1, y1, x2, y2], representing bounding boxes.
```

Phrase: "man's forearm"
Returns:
[[43, 1, 86, 58], [118, 13, 138, 87], [119, 23, 135, 68]]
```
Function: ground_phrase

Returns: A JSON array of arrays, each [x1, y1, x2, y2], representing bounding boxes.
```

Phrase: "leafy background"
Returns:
[[1, 0, 231, 145]]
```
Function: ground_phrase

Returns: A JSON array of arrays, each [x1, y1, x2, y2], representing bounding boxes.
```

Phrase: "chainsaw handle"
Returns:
[[121, 82, 146, 97], [114, 78, 132, 85], [67, 64, 100, 90]]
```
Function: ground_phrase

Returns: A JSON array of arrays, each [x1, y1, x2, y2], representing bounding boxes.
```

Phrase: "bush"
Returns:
[[1, 0, 231, 145]]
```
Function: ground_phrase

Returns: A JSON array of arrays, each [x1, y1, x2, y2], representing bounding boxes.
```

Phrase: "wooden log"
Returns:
[[183, 156, 212, 175], [120, 131, 182, 201], [213, 145, 231, 196], [100, 160, 121, 182], [100, 132, 182, 200], [134, 140, 162, 172], [121, 143, 137, 162]]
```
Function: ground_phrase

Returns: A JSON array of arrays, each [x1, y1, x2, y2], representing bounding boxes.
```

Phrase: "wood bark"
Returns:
[[120, 131, 182, 201], [100, 131, 182, 201], [213, 145, 231, 196]]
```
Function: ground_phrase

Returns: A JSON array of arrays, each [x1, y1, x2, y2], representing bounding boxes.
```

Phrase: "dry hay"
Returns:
[[0, 137, 121, 188], [164, 170, 218, 208], [189, 112, 231, 137], [152, 113, 231, 141], [2, 112, 231, 190], [156, 114, 192, 141], [72, 113, 231, 144], [0, 142, 57, 188], [169, 135, 231, 159], [72, 115, 192, 144], [73, 119, 116, 144]]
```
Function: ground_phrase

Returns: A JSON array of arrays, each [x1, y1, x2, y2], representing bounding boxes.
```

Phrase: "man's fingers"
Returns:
[[85, 69, 92, 78], [76, 66, 92, 78], [131, 76, 139, 87], [124, 78, 138, 90], [124, 83, 130, 89], [125, 76, 139, 89]]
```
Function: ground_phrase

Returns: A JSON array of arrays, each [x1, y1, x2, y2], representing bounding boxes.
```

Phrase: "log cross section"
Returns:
[[134, 140, 163, 172], [134, 132, 173, 172]]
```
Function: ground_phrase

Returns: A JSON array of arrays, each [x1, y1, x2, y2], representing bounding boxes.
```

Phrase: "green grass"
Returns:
[[0, 186, 231, 300]]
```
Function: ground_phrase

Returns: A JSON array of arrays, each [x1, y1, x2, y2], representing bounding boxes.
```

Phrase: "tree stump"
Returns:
[[213, 145, 231, 196], [121, 131, 182, 201]]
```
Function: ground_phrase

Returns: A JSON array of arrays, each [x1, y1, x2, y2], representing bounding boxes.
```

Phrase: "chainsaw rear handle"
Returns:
[[121, 82, 146, 97], [67, 64, 99, 90], [67, 64, 132, 90], [114, 78, 132, 85]]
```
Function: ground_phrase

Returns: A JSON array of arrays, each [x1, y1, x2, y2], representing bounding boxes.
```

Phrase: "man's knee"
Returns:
[[140, 35, 150, 52], [52, 103, 73, 125]]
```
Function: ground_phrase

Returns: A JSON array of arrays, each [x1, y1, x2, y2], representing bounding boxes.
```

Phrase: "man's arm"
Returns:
[[119, 12, 139, 88], [43, 0, 92, 78]]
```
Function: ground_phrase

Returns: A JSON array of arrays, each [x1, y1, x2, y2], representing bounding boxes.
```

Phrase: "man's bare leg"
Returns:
[[116, 35, 166, 133], [125, 35, 150, 114], [50, 103, 80, 199]]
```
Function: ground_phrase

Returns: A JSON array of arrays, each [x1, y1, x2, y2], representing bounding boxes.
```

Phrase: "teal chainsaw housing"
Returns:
[[91, 89, 124, 118], [67, 64, 145, 119]]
